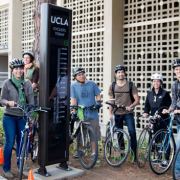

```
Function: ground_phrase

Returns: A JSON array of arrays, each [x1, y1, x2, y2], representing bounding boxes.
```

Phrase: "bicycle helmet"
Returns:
[[22, 51, 34, 61], [9, 59, 24, 69], [73, 67, 85, 77], [114, 65, 126, 73], [151, 73, 163, 83], [172, 59, 180, 69]]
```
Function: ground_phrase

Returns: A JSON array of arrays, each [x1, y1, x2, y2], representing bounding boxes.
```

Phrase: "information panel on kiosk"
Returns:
[[40, 3, 72, 165]]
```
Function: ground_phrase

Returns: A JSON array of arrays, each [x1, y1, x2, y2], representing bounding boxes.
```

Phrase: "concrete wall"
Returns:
[[0, 56, 8, 72]]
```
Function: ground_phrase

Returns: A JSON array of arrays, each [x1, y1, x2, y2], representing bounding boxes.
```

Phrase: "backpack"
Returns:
[[112, 81, 135, 103]]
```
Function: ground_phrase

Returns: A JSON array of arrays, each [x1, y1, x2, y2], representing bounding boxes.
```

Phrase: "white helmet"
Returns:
[[151, 73, 163, 83]]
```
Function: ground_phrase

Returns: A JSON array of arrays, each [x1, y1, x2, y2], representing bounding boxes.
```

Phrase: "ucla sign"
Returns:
[[38, 3, 72, 176]]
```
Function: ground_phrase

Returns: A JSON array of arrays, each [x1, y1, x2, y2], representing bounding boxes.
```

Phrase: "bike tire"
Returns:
[[137, 127, 151, 168], [104, 128, 130, 167], [19, 131, 28, 180], [31, 128, 39, 162], [77, 125, 98, 170], [148, 129, 175, 175], [172, 147, 180, 180]]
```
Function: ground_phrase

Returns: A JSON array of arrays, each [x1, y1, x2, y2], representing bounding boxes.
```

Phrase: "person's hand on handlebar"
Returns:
[[142, 113, 148, 117], [174, 110, 180, 114], [6, 101, 16, 107], [162, 109, 169, 114], [126, 106, 133, 111], [95, 100, 102, 109]]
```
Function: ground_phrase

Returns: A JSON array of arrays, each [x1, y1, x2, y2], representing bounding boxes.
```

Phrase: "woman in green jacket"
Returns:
[[22, 51, 39, 104]]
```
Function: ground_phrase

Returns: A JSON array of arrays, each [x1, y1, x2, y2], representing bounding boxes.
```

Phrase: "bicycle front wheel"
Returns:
[[19, 131, 28, 180], [104, 128, 130, 167], [137, 127, 151, 168], [77, 125, 98, 170], [148, 129, 175, 175], [172, 147, 180, 180]]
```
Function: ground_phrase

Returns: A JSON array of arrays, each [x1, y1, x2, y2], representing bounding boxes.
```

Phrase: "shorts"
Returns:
[[77, 118, 101, 142]]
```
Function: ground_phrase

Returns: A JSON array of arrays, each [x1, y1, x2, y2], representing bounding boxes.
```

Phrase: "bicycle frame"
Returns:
[[159, 113, 176, 153]]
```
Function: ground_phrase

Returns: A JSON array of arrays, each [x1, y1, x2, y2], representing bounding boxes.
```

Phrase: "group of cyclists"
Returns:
[[1, 53, 180, 179], [71, 59, 180, 179]]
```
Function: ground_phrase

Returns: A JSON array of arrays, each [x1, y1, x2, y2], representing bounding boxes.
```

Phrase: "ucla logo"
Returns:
[[51, 16, 68, 26]]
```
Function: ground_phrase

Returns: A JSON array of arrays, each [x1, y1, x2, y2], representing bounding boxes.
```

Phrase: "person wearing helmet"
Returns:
[[143, 73, 171, 167], [163, 59, 180, 178], [108, 65, 139, 162], [0, 59, 34, 179], [22, 51, 39, 104], [71, 67, 102, 163]]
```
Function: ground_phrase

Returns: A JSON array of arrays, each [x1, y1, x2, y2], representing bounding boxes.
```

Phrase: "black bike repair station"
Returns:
[[38, 3, 72, 176]]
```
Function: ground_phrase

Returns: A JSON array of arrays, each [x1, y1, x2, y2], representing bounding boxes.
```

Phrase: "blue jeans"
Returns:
[[3, 114, 26, 172], [115, 113, 137, 160], [175, 123, 180, 172]]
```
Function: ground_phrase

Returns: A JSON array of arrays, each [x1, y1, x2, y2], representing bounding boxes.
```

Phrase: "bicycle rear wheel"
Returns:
[[172, 147, 180, 180], [31, 128, 39, 162], [19, 131, 28, 180], [137, 127, 151, 168], [148, 129, 175, 175], [77, 125, 98, 169], [104, 128, 130, 167]]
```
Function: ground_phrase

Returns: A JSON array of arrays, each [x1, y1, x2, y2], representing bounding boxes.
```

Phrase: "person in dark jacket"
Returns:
[[143, 73, 171, 168]]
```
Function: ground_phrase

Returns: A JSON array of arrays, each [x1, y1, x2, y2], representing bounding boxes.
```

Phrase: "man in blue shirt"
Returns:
[[71, 67, 101, 162]]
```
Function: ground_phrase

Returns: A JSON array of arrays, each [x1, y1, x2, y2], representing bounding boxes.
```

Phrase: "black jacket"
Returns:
[[144, 87, 171, 118]]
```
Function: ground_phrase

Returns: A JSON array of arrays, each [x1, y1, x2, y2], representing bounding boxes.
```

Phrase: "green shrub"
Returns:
[[0, 108, 5, 142]]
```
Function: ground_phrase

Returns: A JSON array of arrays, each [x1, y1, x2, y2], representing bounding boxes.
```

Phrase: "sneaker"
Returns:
[[3, 171, 14, 179], [175, 171, 180, 179], [90, 153, 101, 163], [160, 160, 168, 168], [151, 159, 162, 164], [73, 150, 85, 158], [32, 156, 38, 162]]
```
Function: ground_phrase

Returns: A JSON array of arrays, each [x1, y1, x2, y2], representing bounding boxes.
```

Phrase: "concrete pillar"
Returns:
[[57, 0, 63, 6], [102, 0, 123, 128], [8, 0, 22, 63]]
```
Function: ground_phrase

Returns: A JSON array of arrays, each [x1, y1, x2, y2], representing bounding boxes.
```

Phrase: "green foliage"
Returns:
[[0, 108, 5, 143]]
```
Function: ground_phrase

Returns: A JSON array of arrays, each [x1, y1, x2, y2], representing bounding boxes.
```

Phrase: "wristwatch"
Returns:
[[6, 102, 9, 107]]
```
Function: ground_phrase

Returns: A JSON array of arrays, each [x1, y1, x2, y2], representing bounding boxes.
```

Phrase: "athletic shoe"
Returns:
[[151, 159, 162, 164], [73, 150, 85, 158], [90, 153, 101, 163], [159, 160, 168, 168], [3, 171, 14, 179]]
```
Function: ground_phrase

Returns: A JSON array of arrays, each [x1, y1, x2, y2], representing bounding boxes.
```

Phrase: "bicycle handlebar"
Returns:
[[105, 101, 126, 110], [12, 104, 51, 112], [70, 104, 96, 110]]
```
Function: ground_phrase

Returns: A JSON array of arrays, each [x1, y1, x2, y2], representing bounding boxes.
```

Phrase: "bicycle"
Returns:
[[11, 104, 51, 180], [136, 109, 170, 168], [148, 111, 176, 175], [70, 105, 98, 170], [104, 100, 130, 167]]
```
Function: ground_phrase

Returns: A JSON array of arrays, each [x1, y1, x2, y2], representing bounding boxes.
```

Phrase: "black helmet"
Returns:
[[22, 51, 34, 61], [114, 65, 126, 73], [9, 59, 24, 69], [73, 67, 85, 77], [172, 59, 180, 69]]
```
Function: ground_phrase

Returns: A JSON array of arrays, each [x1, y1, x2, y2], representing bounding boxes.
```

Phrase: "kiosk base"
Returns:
[[57, 162, 72, 171], [36, 166, 51, 177]]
